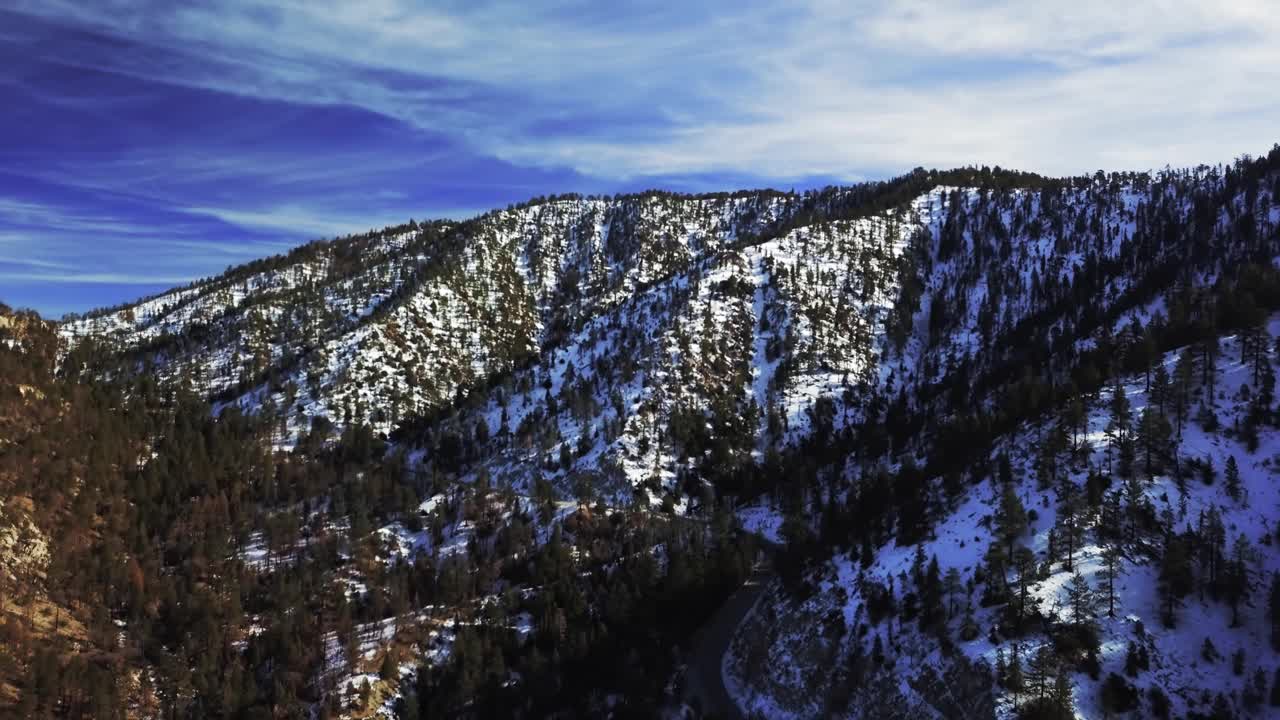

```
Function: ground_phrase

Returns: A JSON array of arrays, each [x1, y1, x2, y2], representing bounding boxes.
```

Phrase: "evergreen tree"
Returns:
[[1159, 535, 1193, 627], [1099, 542, 1123, 618], [1150, 362, 1171, 417], [1124, 641, 1142, 677], [998, 482, 1028, 559], [1013, 547, 1037, 634], [1123, 474, 1146, 542], [381, 651, 398, 683], [1105, 381, 1132, 475], [1135, 406, 1172, 478], [1173, 349, 1196, 437], [920, 554, 945, 632], [1199, 507, 1227, 598], [1247, 668, 1267, 710], [944, 566, 963, 618], [1026, 646, 1058, 703], [1270, 572, 1280, 651], [1242, 322, 1272, 388], [1225, 455, 1242, 501], [1225, 534, 1252, 627], [1200, 335, 1220, 399], [1008, 642, 1024, 704], [1049, 666, 1074, 718], [1066, 571, 1097, 627], [1056, 489, 1085, 571]]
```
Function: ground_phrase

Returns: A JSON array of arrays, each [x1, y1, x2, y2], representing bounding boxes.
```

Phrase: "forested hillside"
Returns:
[[1, 302, 758, 718], [9, 145, 1280, 718]]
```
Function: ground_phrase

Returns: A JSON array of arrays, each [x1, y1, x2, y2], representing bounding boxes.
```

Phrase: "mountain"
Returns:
[[8, 146, 1280, 719]]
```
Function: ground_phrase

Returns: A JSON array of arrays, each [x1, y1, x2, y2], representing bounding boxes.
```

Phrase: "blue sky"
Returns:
[[3, 1, 1278, 318]]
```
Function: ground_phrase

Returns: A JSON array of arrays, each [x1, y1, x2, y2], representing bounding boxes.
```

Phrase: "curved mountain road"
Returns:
[[684, 557, 774, 719]]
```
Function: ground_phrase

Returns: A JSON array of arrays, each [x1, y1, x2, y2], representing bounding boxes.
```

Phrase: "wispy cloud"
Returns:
[[0, 253, 73, 270], [184, 204, 428, 238], [0, 270, 196, 285], [0, 197, 172, 236], [2, 0, 1278, 316], [7, 0, 1278, 181]]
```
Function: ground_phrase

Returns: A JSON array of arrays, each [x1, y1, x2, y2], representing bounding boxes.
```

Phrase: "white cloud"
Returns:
[[0, 270, 195, 285], [0, 198, 165, 236], [183, 204, 425, 238], [488, 0, 1280, 177], [0, 253, 73, 270], [186, 199, 481, 237], [8, 0, 1280, 181]]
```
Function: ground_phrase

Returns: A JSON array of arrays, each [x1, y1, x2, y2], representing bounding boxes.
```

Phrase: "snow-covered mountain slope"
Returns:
[[62, 160, 1280, 513], [701, 154, 1280, 719], [390, 166, 1280, 518], [727, 320, 1280, 719], [52, 151, 1280, 718], [60, 193, 796, 435], [387, 208, 916, 509]]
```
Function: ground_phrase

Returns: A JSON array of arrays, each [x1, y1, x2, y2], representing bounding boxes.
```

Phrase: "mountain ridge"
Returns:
[[19, 145, 1280, 719]]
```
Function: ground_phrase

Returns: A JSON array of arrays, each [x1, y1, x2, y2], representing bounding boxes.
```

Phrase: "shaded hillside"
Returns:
[[33, 144, 1280, 719]]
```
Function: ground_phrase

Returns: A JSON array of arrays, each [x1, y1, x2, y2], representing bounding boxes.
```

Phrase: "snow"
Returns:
[[727, 316, 1280, 719], [737, 503, 785, 545], [58, 165, 1280, 719]]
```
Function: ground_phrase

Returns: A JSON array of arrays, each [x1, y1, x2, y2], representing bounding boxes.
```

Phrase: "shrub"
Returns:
[[1100, 673, 1138, 713]]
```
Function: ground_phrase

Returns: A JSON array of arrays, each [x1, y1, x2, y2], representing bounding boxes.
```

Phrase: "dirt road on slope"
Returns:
[[683, 558, 773, 719]]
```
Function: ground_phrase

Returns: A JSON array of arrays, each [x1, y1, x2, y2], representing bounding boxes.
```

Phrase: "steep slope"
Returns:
[[727, 322, 1280, 719], [60, 193, 796, 438], [376, 162, 1280, 518], [50, 146, 1280, 719], [715, 154, 1280, 719]]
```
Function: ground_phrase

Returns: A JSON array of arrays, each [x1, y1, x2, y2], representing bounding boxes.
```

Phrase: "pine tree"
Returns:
[[1225, 455, 1242, 501], [1226, 534, 1252, 627], [1150, 362, 1171, 416], [920, 554, 944, 631], [1099, 488, 1124, 543], [400, 691, 421, 720], [1201, 335, 1220, 399], [1201, 636, 1218, 663], [983, 540, 1009, 603], [1008, 642, 1024, 703], [1105, 381, 1132, 475], [1242, 322, 1272, 388], [1173, 349, 1195, 437], [1099, 542, 1123, 618], [1026, 645, 1058, 702], [381, 651, 398, 682], [999, 452, 1014, 486], [998, 481, 1028, 558], [1013, 547, 1037, 633], [1065, 395, 1087, 452], [911, 543, 927, 589], [1066, 571, 1097, 626], [944, 566, 963, 618], [1135, 406, 1172, 478], [1159, 535, 1193, 627], [1049, 666, 1075, 717], [959, 602, 979, 641], [1124, 641, 1141, 677], [1199, 507, 1227, 597], [1056, 489, 1086, 571], [1123, 474, 1145, 542], [1270, 573, 1280, 651], [1247, 668, 1268, 710]]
